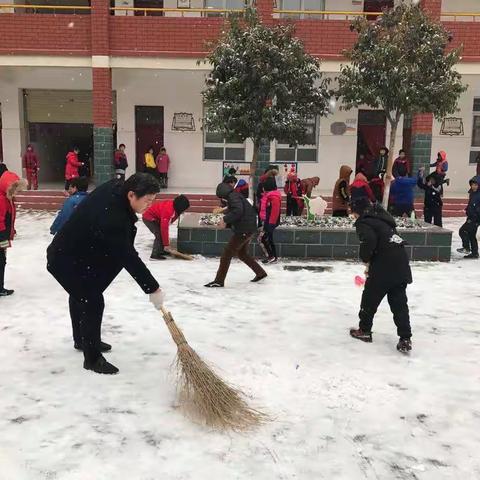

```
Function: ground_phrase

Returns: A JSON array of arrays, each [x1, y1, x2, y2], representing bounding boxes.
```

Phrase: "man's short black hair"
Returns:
[[228, 167, 237, 175], [399, 149, 405, 154], [119, 143, 126, 149], [223, 175, 237, 185], [70, 176, 88, 192], [73, 146, 80, 152], [122, 173, 160, 197]]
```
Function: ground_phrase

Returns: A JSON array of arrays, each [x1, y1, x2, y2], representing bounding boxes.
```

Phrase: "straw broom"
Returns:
[[160, 306, 267, 430]]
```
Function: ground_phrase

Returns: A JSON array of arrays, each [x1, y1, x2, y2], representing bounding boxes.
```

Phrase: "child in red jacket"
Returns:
[[259, 177, 282, 264], [0, 172, 27, 296], [22, 144, 40, 191], [65, 147, 83, 192], [142, 195, 190, 259]]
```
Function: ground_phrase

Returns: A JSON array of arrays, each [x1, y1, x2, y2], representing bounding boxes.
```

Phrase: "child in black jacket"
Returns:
[[457, 176, 480, 259], [417, 167, 444, 227], [349, 198, 413, 353]]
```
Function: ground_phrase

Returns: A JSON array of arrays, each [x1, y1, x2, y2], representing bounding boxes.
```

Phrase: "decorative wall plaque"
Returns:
[[330, 122, 347, 136], [172, 113, 195, 132], [440, 117, 464, 136]]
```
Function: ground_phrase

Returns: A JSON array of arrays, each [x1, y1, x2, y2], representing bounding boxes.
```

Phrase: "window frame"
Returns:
[[203, 129, 246, 162], [470, 97, 480, 164], [278, 0, 326, 20], [275, 116, 319, 163]]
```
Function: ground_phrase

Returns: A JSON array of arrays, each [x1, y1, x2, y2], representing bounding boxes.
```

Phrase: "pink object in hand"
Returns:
[[354, 275, 366, 287]]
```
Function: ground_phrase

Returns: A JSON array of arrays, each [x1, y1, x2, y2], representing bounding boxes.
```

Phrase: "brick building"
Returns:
[[0, 0, 479, 194]]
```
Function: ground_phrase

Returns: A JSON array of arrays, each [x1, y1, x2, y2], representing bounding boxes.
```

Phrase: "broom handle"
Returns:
[[160, 306, 188, 346]]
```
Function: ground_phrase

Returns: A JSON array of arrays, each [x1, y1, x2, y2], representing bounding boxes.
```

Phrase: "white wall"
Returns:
[[431, 74, 480, 194], [0, 67, 92, 176], [442, 0, 480, 17]]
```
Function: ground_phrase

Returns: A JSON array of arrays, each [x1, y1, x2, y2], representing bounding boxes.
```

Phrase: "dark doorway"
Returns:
[[135, 106, 164, 172], [364, 0, 394, 20], [0, 105, 3, 163], [28, 123, 93, 185], [356, 110, 387, 171], [133, 0, 164, 16]]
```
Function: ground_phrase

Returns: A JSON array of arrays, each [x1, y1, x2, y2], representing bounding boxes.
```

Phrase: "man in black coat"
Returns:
[[204, 182, 267, 287], [349, 198, 413, 353], [47, 174, 165, 374]]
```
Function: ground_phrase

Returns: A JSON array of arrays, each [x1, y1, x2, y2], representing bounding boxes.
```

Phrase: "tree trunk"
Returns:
[[249, 140, 260, 202], [382, 119, 399, 209]]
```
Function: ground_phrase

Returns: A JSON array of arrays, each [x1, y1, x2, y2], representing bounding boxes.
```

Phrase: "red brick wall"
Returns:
[[91, 0, 110, 56], [92, 68, 112, 127], [412, 113, 433, 134], [444, 21, 480, 61], [421, 0, 441, 19], [0, 14, 91, 55], [109, 17, 224, 57]]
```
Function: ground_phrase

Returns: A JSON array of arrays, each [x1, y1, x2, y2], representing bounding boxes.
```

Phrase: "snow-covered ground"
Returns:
[[1, 212, 479, 480]]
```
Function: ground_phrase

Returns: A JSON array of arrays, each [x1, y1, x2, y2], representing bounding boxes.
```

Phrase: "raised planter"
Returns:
[[177, 213, 452, 262]]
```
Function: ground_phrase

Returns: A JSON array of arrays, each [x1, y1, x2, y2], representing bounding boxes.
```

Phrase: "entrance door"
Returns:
[[356, 110, 387, 172], [363, 0, 394, 20], [135, 106, 164, 172]]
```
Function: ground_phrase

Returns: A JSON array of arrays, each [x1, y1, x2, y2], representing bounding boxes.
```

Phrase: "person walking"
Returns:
[[65, 147, 83, 192], [22, 144, 40, 190], [205, 182, 267, 287], [47, 173, 165, 374], [113, 144, 128, 181]]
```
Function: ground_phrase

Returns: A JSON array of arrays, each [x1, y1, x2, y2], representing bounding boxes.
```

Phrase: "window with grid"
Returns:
[[275, 117, 318, 163], [279, 0, 325, 19], [204, 130, 246, 162], [470, 98, 480, 165]]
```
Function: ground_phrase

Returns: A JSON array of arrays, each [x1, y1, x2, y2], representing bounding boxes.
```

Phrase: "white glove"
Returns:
[[149, 289, 165, 310]]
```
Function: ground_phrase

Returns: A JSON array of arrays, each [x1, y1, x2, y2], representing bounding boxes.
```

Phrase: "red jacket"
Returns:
[[114, 150, 128, 170], [260, 190, 282, 225], [0, 171, 20, 248], [23, 147, 39, 171], [156, 154, 170, 174], [65, 151, 82, 181], [142, 200, 177, 247], [350, 173, 376, 202]]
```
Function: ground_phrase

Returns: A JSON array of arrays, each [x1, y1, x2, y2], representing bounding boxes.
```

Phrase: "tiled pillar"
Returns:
[[91, 0, 114, 185], [410, 113, 434, 173]]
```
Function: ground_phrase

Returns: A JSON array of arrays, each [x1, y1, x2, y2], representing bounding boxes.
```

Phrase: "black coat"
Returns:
[[374, 154, 388, 177], [216, 183, 258, 235], [417, 176, 443, 208], [47, 180, 159, 297], [355, 205, 412, 289]]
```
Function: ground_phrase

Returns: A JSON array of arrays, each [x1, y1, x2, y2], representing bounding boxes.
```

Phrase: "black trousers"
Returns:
[[392, 204, 413, 217], [69, 294, 105, 363], [0, 248, 6, 290], [143, 219, 165, 257], [424, 205, 442, 227], [459, 220, 479, 255], [359, 281, 412, 339], [286, 196, 299, 216], [261, 224, 277, 259], [159, 172, 168, 188]]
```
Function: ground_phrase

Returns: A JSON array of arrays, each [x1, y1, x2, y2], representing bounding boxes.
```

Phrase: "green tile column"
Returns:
[[94, 126, 114, 185], [410, 114, 434, 193]]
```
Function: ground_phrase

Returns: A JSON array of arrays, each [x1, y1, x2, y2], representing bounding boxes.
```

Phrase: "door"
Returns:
[[363, 0, 394, 20], [356, 110, 387, 171], [135, 106, 164, 172]]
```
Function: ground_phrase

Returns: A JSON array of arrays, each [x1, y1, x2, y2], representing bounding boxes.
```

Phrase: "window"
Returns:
[[204, 0, 248, 16], [275, 117, 318, 162], [279, 0, 325, 19], [471, 98, 480, 164], [204, 130, 246, 162]]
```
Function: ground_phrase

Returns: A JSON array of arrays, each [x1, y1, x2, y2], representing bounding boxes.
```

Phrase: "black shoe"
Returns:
[[251, 273, 268, 283], [262, 257, 278, 265], [464, 253, 479, 259], [397, 338, 412, 353], [457, 247, 471, 254], [204, 281, 224, 288], [0, 288, 14, 297], [75, 341, 112, 353], [150, 255, 167, 260], [349, 328, 372, 343], [83, 355, 119, 375], [157, 250, 171, 256]]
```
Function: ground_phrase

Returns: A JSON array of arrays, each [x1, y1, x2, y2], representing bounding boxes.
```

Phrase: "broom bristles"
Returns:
[[161, 308, 267, 430]]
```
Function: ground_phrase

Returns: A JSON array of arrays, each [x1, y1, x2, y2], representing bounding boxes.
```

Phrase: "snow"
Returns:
[[1, 212, 480, 480]]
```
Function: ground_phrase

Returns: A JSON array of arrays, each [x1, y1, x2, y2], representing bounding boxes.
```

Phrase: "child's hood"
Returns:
[[353, 172, 368, 184], [438, 151, 447, 162], [265, 189, 282, 201], [339, 165, 353, 180], [0, 171, 20, 197]]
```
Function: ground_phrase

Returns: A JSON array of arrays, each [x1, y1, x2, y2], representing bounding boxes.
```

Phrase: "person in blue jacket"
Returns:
[[50, 177, 89, 235], [389, 171, 417, 217], [458, 176, 480, 259]]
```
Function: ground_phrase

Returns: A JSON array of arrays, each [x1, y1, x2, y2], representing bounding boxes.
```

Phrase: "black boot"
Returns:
[[83, 355, 119, 375], [0, 288, 14, 297], [349, 328, 372, 343], [251, 273, 268, 283], [75, 341, 112, 353], [464, 253, 479, 259], [204, 281, 224, 288], [397, 338, 412, 353]]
